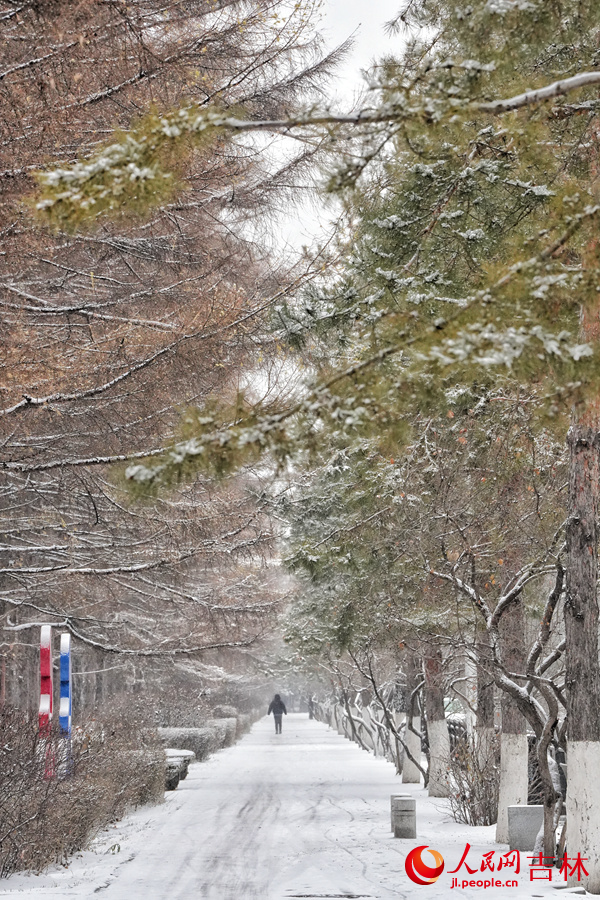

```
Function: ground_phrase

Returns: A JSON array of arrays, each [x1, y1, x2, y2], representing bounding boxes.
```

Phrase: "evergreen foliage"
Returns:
[[281, 392, 566, 666], [70, 0, 600, 489]]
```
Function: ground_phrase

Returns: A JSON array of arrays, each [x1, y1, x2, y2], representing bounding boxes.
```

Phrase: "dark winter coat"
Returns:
[[268, 697, 287, 716]]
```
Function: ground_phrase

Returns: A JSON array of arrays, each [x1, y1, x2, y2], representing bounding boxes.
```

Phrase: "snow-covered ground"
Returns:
[[0, 715, 583, 899]]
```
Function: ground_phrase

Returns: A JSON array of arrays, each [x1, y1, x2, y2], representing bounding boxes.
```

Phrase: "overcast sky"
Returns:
[[320, 0, 404, 105], [276, 0, 405, 249]]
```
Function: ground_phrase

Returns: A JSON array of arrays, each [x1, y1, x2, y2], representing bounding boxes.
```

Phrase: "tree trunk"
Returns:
[[475, 630, 495, 768], [496, 600, 528, 843], [423, 644, 450, 797], [402, 651, 422, 784], [0, 596, 5, 708], [565, 423, 600, 893]]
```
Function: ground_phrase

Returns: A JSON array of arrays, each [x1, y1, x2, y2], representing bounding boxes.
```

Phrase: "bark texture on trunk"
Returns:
[[565, 425, 600, 742], [496, 601, 528, 842], [475, 631, 495, 767], [402, 651, 422, 784], [499, 600, 527, 736], [566, 424, 600, 893], [423, 645, 450, 797]]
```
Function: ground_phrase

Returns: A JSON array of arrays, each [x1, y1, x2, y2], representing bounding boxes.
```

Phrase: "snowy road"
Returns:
[[1, 716, 562, 899]]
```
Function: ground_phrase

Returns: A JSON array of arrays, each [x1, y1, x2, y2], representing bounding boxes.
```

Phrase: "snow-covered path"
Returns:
[[0, 716, 564, 899]]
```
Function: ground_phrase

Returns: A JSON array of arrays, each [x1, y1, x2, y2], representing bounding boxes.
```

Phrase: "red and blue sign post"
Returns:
[[39, 626, 73, 778]]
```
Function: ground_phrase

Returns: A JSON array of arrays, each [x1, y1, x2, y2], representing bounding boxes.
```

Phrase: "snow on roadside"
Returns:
[[0, 715, 583, 899]]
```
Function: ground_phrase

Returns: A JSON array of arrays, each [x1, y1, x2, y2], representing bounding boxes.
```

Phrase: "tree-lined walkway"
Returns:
[[0, 716, 556, 900]]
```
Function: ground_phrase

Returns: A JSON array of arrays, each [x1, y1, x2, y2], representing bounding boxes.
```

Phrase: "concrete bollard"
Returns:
[[390, 793, 411, 831], [507, 805, 544, 851], [392, 795, 416, 839]]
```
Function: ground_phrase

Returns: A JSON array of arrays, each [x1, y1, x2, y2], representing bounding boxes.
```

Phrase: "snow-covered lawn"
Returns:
[[0, 715, 581, 899]]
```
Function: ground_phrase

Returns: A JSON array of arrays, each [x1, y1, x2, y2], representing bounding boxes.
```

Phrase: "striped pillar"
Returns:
[[39, 625, 53, 733], [59, 633, 71, 736], [59, 633, 73, 775], [39, 625, 55, 778]]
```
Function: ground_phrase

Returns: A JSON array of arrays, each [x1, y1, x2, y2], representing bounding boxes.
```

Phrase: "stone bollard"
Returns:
[[390, 793, 411, 831], [507, 805, 543, 851], [392, 795, 416, 839]]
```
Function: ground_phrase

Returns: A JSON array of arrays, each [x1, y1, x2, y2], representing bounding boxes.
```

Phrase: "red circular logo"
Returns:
[[405, 846, 445, 885]]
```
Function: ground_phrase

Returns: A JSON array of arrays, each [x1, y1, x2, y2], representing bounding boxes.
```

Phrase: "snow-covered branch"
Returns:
[[33, 69, 600, 227], [477, 71, 600, 114], [4, 447, 167, 473]]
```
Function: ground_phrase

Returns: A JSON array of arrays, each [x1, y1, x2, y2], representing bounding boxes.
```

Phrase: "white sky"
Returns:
[[277, 0, 405, 250], [320, 0, 405, 107]]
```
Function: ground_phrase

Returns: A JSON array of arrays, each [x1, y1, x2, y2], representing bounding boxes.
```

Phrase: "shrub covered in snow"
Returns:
[[235, 713, 252, 738], [0, 704, 164, 877], [158, 717, 238, 758], [205, 719, 228, 749], [157, 726, 219, 760], [208, 717, 237, 747], [211, 704, 238, 719]]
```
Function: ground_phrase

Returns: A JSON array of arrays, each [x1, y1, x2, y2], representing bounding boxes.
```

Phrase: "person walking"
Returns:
[[268, 693, 287, 734]]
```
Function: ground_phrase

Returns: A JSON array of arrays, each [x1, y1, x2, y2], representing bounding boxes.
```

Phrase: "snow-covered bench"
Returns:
[[165, 748, 195, 791]]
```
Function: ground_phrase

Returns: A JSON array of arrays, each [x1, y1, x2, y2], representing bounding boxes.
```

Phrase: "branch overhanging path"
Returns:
[[122, 205, 600, 489], [27, 61, 600, 494], [35, 69, 600, 222]]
